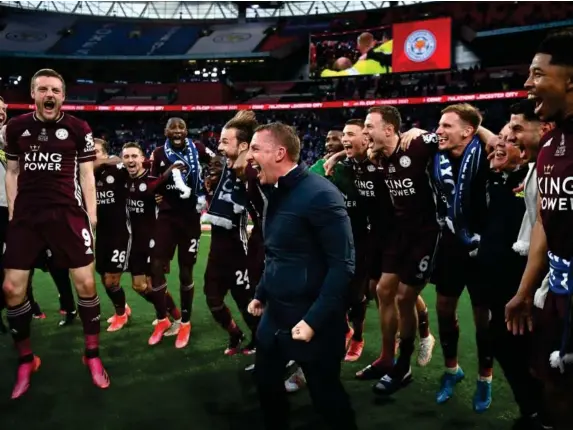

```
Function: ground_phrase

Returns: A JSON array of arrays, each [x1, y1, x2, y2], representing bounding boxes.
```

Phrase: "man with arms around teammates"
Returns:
[[363, 106, 440, 395], [2, 69, 109, 398]]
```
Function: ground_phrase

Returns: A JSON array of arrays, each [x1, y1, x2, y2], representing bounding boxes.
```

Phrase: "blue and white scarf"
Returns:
[[202, 161, 247, 230], [164, 138, 205, 211], [433, 136, 483, 254], [547, 251, 573, 373]]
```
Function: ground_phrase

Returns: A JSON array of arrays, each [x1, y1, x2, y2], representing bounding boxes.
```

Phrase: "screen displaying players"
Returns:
[[310, 17, 452, 78], [310, 26, 393, 79]]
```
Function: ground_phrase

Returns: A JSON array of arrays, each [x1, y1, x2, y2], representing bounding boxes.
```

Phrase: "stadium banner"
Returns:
[[6, 90, 527, 112], [391, 17, 452, 73], [48, 21, 200, 56], [310, 26, 393, 79], [186, 23, 270, 56], [0, 14, 76, 52]]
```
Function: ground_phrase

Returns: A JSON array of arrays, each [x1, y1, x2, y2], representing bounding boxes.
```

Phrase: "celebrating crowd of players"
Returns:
[[0, 30, 572, 430]]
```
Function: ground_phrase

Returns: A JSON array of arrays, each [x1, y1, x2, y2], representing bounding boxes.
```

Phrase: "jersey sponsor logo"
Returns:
[[404, 30, 437, 63], [538, 175, 573, 211], [97, 190, 115, 205], [127, 198, 146, 214], [55, 128, 69, 140], [24, 152, 62, 171], [385, 178, 416, 197], [84, 133, 95, 152]]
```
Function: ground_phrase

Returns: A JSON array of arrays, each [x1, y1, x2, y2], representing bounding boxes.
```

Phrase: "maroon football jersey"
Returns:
[[96, 162, 129, 234], [378, 134, 439, 228], [536, 126, 573, 258], [5, 112, 95, 215], [150, 142, 213, 215], [350, 157, 393, 233], [125, 170, 158, 246]]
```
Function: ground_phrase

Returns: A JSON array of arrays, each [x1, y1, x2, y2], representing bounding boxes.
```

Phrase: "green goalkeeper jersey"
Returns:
[[309, 158, 368, 238]]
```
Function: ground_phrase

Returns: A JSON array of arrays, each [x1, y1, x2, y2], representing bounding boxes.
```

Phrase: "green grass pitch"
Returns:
[[0, 233, 518, 430]]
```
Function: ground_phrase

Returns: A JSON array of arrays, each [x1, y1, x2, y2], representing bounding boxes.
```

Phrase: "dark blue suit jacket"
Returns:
[[254, 165, 355, 362]]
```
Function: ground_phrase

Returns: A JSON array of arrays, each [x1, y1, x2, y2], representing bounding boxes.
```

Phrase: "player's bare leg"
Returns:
[[374, 283, 420, 395], [101, 272, 130, 332], [70, 263, 110, 390], [147, 259, 172, 345], [416, 295, 435, 366], [356, 273, 400, 380], [174, 258, 195, 349], [3, 268, 40, 399]]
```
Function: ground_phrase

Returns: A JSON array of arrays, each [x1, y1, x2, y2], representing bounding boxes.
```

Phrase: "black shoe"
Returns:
[[59, 310, 77, 327], [355, 362, 393, 381], [372, 366, 412, 396]]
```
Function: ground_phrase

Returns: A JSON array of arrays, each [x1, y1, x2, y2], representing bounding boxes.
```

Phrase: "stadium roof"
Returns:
[[0, 1, 435, 20]]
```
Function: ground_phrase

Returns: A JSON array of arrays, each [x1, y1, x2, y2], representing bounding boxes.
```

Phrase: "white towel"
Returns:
[[513, 163, 537, 256], [533, 272, 550, 309]]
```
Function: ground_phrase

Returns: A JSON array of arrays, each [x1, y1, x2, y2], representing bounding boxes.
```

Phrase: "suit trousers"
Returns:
[[254, 341, 357, 430]]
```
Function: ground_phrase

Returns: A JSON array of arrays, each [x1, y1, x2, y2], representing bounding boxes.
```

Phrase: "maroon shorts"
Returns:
[[4, 206, 94, 270], [150, 210, 201, 266], [382, 226, 440, 287], [204, 250, 250, 301], [367, 234, 384, 282], [128, 248, 150, 277], [95, 224, 131, 275], [531, 291, 573, 384]]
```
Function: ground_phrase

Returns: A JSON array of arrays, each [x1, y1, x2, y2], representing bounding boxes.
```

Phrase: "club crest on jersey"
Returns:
[[106, 175, 114, 184], [139, 183, 147, 192], [367, 164, 376, 172], [55, 128, 69, 140], [399, 156, 411, 168]]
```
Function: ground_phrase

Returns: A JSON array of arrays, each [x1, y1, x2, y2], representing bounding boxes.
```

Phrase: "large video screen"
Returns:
[[309, 17, 452, 78], [310, 26, 393, 78]]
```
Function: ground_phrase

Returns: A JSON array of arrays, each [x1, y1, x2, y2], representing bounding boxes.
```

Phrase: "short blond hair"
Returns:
[[255, 122, 300, 163], [94, 138, 108, 154], [441, 103, 483, 132]]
